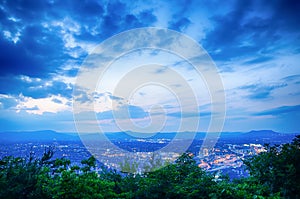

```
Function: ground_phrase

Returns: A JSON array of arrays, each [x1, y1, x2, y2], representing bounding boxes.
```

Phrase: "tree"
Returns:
[[244, 135, 300, 198], [1, 136, 299, 199], [0, 147, 54, 199]]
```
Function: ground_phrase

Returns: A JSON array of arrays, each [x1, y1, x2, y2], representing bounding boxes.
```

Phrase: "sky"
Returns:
[[0, 0, 300, 133]]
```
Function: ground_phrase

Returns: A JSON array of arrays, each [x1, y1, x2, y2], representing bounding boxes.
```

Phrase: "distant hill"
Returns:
[[243, 130, 280, 137], [218, 130, 298, 144], [0, 130, 298, 145], [0, 130, 80, 143]]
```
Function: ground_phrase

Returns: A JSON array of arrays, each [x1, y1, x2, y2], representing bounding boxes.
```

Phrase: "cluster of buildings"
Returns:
[[196, 143, 266, 177], [0, 140, 266, 178]]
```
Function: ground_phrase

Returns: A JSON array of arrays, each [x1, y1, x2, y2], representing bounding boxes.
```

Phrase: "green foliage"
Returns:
[[244, 135, 300, 199], [0, 148, 53, 199], [0, 136, 299, 198]]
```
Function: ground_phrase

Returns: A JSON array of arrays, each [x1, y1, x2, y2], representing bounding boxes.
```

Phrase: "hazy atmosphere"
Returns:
[[0, 0, 300, 133]]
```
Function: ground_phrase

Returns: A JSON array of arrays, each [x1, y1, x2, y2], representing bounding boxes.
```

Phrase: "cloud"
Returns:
[[16, 95, 70, 115], [0, 95, 18, 109], [167, 111, 211, 118], [240, 83, 287, 100], [108, 95, 124, 101], [0, 0, 299, 132], [0, 0, 157, 80], [0, 36, 53, 77], [203, 0, 300, 62], [165, 0, 201, 33], [52, 98, 63, 104], [154, 66, 168, 74], [97, 104, 149, 120], [169, 17, 191, 32], [0, 75, 73, 99], [281, 74, 300, 83], [243, 56, 274, 65], [253, 104, 300, 116]]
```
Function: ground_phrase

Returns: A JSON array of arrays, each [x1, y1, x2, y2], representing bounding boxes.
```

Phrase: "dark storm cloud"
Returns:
[[0, 1, 67, 77], [0, 0, 157, 99], [74, 1, 156, 41], [203, 0, 300, 61], [0, 36, 53, 77], [0, 0, 156, 79]]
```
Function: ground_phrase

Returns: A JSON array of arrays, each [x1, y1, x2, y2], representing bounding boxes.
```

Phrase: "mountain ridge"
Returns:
[[0, 130, 298, 145]]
